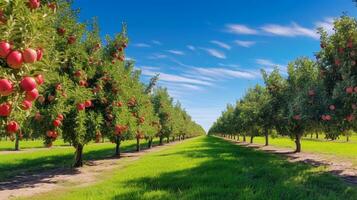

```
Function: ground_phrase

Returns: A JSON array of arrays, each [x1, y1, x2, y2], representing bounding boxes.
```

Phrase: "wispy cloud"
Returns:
[[210, 40, 231, 50], [225, 24, 258, 35], [191, 67, 258, 79], [256, 59, 286, 73], [261, 22, 319, 39], [234, 40, 256, 48], [218, 63, 240, 68], [151, 40, 162, 45], [167, 50, 185, 55], [147, 53, 168, 60], [187, 45, 196, 51], [140, 66, 212, 86], [315, 17, 334, 35], [201, 48, 226, 59], [133, 43, 151, 48]]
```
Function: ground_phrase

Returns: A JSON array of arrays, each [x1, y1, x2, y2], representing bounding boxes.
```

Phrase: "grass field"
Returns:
[[0, 139, 158, 182], [0, 139, 70, 151], [24, 136, 357, 200], [246, 135, 357, 164]]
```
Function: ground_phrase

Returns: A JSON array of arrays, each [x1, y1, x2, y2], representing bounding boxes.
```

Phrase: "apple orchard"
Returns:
[[209, 15, 357, 152], [0, 0, 205, 167]]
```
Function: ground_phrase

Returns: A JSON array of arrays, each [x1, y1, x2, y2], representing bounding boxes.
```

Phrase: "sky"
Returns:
[[73, 0, 357, 131]]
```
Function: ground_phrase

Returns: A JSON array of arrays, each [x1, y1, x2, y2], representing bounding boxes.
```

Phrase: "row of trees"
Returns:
[[209, 15, 357, 152], [0, 0, 205, 167]]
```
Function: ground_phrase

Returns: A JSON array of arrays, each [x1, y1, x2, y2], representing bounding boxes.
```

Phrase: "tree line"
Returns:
[[0, 0, 205, 167], [209, 15, 357, 152]]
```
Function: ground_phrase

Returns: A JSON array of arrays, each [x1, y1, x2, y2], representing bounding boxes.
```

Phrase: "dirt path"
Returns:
[[220, 137, 357, 185], [0, 140, 187, 200]]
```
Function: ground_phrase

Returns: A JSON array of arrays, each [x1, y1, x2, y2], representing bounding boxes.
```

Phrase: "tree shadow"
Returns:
[[111, 136, 357, 200]]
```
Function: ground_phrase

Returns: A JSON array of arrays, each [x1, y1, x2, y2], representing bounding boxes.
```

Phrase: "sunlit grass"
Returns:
[[25, 136, 357, 200]]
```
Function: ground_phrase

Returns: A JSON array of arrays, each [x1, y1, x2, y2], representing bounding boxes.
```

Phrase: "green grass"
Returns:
[[25, 136, 357, 200], [0, 139, 69, 151], [0, 139, 158, 182], [247, 135, 357, 163]]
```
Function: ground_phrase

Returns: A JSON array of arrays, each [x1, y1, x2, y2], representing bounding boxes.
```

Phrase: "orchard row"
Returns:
[[0, 0, 205, 167], [209, 15, 357, 152]]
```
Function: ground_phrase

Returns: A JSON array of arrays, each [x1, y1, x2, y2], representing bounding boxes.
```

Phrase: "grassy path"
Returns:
[[24, 136, 357, 200]]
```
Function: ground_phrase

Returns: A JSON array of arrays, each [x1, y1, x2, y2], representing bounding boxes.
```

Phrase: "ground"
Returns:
[[3, 136, 355, 200]]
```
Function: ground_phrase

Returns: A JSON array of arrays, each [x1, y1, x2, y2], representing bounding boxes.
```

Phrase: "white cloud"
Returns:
[[315, 17, 334, 35], [187, 45, 196, 51], [256, 59, 286, 73], [140, 67, 212, 86], [201, 48, 226, 59], [167, 50, 185, 55], [261, 22, 319, 39], [147, 53, 168, 59], [218, 63, 240, 68], [225, 24, 258, 35], [191, 67, 258, 79], [234, 40, 256, 48], [152, 40, 162, 45], [133, 43, 151, 48], [210, 40, 231, 50]]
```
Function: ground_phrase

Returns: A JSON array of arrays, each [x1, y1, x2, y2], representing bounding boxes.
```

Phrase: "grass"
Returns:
[[245, 135, 357, 164], [0, 139, 69, 151], [0, 138, 158, 182], [24, 136, 357, 200]]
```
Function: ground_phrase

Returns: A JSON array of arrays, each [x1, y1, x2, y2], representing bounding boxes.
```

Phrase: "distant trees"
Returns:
[[209, 15, 357, 152]]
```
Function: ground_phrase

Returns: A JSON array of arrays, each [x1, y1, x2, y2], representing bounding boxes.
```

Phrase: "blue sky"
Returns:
[[73, 0, 356, 131]]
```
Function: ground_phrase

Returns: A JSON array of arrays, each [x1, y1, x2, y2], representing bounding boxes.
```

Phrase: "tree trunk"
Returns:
[[264, 129, 269, 146], [346, 135, 350, 142], [237, 135, 240, 141], [250, 136, 254, 143], [102, 137, 105, 143], [315, 132, 319, 139], [172, 136, 175, 142], [166, 137, 170, 143], [159, 136, 163, 145], [294, 134, 302, 153], [136, 138, 140, 152], [73, 144, 84, 168], [243, 135, 246, 142], [115, 135, 121, 157], [148, 138, 153, 148], [233, 135, 236, 140], [14, 134, 19, 151], [310, 132, 313, 138]]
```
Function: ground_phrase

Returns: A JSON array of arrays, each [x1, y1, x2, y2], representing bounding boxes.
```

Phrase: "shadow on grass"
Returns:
[[112, 136, 357, 200], [0, 140, 157, 187]]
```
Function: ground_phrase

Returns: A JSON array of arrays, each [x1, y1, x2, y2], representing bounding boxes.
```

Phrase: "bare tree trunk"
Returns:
[[295, 134, 302, 153], [264, 129, 269, 146], [15, 134, 20, 151], [148, 138, 153, 148], [159, 136, 163, 145], [346, 135, 350, 142], [115, 135, 121, 157], [73, 144, 84, 168], [250, 136, 254, 143], [243, 135, 246, 142], [136, 138, 140, 151]]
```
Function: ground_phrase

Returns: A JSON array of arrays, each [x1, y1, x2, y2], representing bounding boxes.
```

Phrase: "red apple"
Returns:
[[48, 95, 55, 102], [0, 41, 11, 58], [347, 40, 353, 48], [74, 70, 82, 77], [35, 74, 44, 85], [335, 59, 340, 66], [7, 51, 23, 69], [55, 83, 62, 90], [67, 36, 76, 44], [308, 90, 315, 96], [325, 115, 331, 121], [346, 114, 354, 122], [53, 119, 61, 127], [77, 103, 85, 111], [23, 48, 37, 63], [84, 100, 92, 107], [46, 130, 53, 137], [0, 102, 11, 117], [57, 28, 66, 36], [28, 0, 40, 9], [20, 77, 37, 91], [25, 88, 39, 101], [293, 114, 301, 120], [79, 80, 86, 86], [7, 121, 19, 133], [21, 100, 32, 110], [34, 112, 42, 121], [346, 87, 353, 94], [329, 105, 335, 111], [117, 101, 123, 107], [36, 48, 43, 61], [48, 2, 56, 10], [0, 79, 13, 96], [57, 114, 64, 121], [37, 95, 45, 104], [354, 87, 357, 93]]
